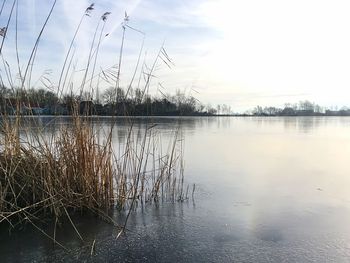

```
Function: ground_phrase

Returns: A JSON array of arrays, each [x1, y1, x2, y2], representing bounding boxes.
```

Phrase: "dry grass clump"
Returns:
[[0, 112, 187, 230], [0, 114, 114, 227]]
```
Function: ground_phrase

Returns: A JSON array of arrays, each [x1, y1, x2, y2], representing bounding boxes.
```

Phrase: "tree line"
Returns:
[[249, 100, 350, 116], [0, 86, 220, 116]]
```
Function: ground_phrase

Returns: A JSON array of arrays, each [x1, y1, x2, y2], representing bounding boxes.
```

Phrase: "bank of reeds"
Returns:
[[0, 1, 189, 235], [0, 113, 114, 227], [0, 112, 186, 229]]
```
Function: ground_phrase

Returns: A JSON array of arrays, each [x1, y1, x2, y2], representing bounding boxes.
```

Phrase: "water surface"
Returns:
[[1, 116, 350, 262]]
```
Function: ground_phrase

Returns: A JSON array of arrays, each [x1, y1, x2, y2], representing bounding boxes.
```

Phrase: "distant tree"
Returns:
[[102, 87, 117, 105], [62, 93, 78, 114], [197, 103, 205, 113], [134, 88, 143, 104], [264, 106, 279, 115], [298, 100, 314, 111], [179, 96, 196, 114], [206, 103, 217, 115], [44, 90, 58, 107], [221, 104, 232, 115], [253, 105, 264, 115], [222, 104, 227, 114], [314, 104, 323, 113], [174, 90, 186, 108], [216, 104, 221, 115], [285, 103, 298, 111], [116, 87, 125, 103]]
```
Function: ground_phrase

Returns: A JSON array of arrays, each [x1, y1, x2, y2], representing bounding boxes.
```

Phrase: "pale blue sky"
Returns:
[[1, 0, 350, 111]]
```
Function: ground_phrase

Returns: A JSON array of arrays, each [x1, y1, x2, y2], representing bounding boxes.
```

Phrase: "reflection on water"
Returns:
[[2, 116, 350, 262]]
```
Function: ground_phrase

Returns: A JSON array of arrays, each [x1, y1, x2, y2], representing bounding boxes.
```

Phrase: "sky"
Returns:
[[1, 0, 350, 112]]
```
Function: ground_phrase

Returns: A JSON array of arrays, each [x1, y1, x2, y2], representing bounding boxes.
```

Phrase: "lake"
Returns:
[[1, 116, 350, 262]]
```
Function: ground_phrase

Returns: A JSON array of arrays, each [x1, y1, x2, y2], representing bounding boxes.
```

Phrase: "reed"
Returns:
[[0, 113, 186, 229], [0, 114, 113, 225], [0, 1, 188, 237]]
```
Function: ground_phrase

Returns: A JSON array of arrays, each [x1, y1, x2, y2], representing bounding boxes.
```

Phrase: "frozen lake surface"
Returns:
[[1, 116, 350, 262]]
